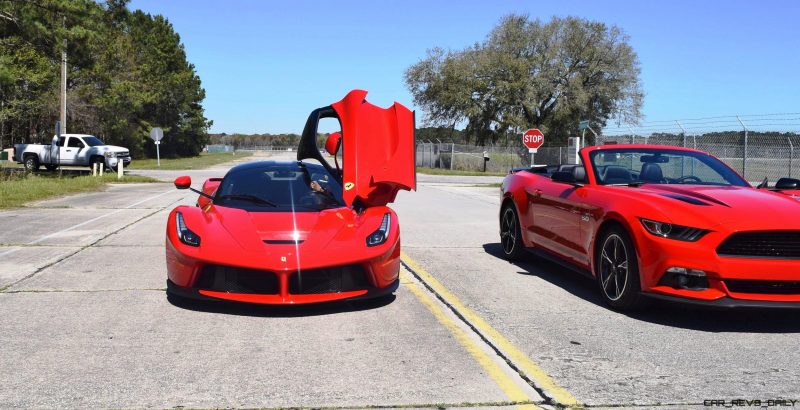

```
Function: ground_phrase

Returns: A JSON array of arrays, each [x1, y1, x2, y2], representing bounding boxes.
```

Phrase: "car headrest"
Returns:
[[558, 164, 576, 173], [602, 165, 633, 184], [573, 166, 586, 182], [640, 163, 664, 182]]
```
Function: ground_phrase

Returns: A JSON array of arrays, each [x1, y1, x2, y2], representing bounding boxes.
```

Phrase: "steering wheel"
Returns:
[[297, 193, 320, 207], [675, 175, 702, 184]]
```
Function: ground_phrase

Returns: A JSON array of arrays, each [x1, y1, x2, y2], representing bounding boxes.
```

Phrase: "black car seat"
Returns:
[[640, 163, 665, 183], [573, 165, 587, 183], [601, 165, 633, 184]]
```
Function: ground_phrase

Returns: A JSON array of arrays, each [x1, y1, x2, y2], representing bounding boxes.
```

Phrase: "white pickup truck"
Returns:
[[13, 134, 131, 171]]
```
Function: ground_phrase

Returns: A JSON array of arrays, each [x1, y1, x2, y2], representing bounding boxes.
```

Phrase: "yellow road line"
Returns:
[[400, 271, 539, 410], [401, 252, 581, 407]]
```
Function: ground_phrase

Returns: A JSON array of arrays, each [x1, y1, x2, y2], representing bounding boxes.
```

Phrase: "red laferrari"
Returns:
[[165, 90, 415, 304], [500, 144, 800, 310]]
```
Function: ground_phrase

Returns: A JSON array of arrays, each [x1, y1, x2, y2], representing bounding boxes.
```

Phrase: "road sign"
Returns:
[[149, 127, 164, 142], [523, 129, 544, 152], [150, 127, 164, 167], [578, 120, 590, 130]]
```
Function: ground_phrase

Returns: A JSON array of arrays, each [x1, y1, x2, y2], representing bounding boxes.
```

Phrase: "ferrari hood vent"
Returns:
[[660, 193, 712, 206], [263, 239, 304, 245]]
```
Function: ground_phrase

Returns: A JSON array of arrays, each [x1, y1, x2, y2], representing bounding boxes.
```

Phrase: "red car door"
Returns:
[[297, 90, 416, 208], [527, 175, 586, 265]]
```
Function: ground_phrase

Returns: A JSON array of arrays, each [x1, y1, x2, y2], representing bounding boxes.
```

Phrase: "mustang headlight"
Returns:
[[366, 213, 391, 247], [175, 212, 201, 247], [640, 218, 708, 242]]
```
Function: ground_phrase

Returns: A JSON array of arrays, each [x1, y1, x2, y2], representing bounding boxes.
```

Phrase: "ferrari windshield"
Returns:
[[215, 161, 345, 212], [589, 148, 749, 187]]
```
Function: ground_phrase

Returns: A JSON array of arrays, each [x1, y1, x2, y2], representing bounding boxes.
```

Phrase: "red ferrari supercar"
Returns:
[[165, 90, 416, 304], [500, 144, 800, 309]]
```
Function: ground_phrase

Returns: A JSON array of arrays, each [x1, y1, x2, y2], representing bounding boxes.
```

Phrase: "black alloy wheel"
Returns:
[[500, 205, 525, 260], [596, 226, 647, 310]]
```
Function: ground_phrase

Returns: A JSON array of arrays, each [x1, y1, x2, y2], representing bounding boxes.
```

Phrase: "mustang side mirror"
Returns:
[[174, 176, 192, 189], [775, 177, 800, 190]]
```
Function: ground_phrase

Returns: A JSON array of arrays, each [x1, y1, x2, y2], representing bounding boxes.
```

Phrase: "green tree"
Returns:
[[405, 14, 644, 146], [0, 0, 210, 157]]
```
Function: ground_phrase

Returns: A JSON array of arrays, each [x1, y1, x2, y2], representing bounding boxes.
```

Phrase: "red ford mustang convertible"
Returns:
[[165, 90, 415, 304], [500, 144, 800, 310]]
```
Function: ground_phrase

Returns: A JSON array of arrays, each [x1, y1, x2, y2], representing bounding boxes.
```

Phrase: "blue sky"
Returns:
[[129, 0, 800, 134]]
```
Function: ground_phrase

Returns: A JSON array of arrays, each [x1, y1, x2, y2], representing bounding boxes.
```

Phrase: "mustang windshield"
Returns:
[[589, 148, 749, 187], [215, 162, 345, 212]]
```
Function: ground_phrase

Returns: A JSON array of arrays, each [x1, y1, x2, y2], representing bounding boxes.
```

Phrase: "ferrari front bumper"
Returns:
[[167, 277, 399, 305]]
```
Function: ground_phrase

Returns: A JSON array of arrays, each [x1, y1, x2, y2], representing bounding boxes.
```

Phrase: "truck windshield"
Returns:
[[83, 136, 105, 147]]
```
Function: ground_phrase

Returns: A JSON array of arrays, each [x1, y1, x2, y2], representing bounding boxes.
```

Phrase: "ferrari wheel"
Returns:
[[596, 226, 647, 310], [500, 204, 525, 261]]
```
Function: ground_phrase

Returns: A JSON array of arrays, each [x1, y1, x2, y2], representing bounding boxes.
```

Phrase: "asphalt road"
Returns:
[[1, 152, 798, 409]]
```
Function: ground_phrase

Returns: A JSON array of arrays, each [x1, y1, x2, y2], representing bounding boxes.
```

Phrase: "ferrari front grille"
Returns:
[[725, 280, 800, 295], [716, 231, 800, 259], [288, 265, 370, 294], [196, 265, 279, 294]]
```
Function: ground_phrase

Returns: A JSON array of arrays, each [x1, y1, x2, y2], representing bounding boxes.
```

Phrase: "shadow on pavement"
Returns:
[[167, 292, 396, 318], [483, 242, 800, 333]]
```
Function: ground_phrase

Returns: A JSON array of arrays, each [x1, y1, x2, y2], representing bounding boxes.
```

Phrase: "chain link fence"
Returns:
[[415, 141, 571, 173]]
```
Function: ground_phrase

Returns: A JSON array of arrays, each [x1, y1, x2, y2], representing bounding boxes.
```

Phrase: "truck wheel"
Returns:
[[91, 157, 105, 172], [24, 156, 40, 172]]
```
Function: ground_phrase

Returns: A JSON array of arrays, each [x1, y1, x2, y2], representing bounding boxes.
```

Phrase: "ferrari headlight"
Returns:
[[366, 213, 391, 247], [640, 218, 709, 242], [175, 212, 201, 247]]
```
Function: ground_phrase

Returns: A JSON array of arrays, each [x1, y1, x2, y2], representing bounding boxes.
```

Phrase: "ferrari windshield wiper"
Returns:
[[218, 194, 277, 207]]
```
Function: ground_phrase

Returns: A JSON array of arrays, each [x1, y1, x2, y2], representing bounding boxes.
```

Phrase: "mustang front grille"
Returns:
[[716, 231, 800, 258], [196, 265, 279, 294], [725, 280, 800, 295], [289, 265, 369, 294]]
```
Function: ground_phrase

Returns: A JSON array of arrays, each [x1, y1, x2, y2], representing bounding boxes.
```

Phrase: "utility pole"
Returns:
[[60, 16, 67, 134]]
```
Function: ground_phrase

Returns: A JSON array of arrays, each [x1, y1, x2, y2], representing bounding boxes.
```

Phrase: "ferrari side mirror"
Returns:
[[775, 177, 800, 190], [174, 176, 192, 190]]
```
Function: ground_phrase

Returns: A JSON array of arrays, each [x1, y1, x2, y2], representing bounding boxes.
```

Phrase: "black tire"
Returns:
[[500, 204, 526, 261], [44, 164, 57, 171], [91, 157, 105, 172], [595, 225, 648, 310], [23, 155, 40, 172]]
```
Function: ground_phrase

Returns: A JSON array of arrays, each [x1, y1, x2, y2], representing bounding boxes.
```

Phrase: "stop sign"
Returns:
[[523, 129, 544, 150]]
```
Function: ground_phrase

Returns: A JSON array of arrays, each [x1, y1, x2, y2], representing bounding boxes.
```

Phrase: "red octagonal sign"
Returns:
[[523, 129, 544, 150]]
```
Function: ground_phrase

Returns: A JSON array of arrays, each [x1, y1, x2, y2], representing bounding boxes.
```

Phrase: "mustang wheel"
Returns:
[[500, 204, 525, 260], [596, 226, 646, 310]]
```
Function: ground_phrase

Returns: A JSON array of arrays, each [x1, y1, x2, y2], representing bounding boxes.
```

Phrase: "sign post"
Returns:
[[522, 128, 545, 166], [149, 127, 164, 167], [578, 120, 589, 149]]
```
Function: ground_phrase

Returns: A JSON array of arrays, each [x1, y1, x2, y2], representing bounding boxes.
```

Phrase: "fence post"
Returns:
[[450, 143, 455, 170], [737, 115, 748, 180]]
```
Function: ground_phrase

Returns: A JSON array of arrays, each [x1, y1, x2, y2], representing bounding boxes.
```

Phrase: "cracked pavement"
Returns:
[[1, 153, 798, 408]]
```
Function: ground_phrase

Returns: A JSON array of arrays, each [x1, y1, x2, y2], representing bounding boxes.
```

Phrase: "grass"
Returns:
[[0, 172, 160, 209], [416, 167, 506, 177], [128, 151, 252, 170]]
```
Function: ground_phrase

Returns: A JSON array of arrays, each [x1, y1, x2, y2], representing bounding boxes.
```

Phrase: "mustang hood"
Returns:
[[634, 184, 800, 227]]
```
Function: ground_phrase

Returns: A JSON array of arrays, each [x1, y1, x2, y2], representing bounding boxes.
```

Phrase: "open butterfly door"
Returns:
[[297, 89, 416, 208]]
